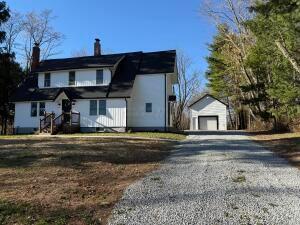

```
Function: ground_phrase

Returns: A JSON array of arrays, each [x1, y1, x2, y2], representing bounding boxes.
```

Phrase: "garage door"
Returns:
[[199, 116, 218, 130]]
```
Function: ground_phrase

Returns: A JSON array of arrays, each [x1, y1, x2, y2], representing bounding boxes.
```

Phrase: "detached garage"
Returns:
[[188, 94, 227, 131]]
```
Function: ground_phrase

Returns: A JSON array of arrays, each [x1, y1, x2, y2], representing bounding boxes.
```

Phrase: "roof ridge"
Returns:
[[41, 51, 143, 62], [40, 50, 175, 62], [188, 93, 228, 107]]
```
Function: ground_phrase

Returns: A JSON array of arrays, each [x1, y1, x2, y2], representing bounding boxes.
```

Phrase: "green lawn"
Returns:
[[0, 132, 186, 141]]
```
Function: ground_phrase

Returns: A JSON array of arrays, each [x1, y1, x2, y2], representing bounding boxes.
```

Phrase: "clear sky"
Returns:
[[6, 0, 216, 84]]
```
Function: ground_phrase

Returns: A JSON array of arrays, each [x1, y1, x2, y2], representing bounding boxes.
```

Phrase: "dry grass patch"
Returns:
[[0, 137, 176, 224], [62, 132, 186, 141], [252, 132, 300, 169]]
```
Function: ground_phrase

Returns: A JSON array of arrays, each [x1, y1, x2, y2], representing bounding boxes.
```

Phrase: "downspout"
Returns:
[[125, 98, 128, 132], [164, 74, 167, 132]]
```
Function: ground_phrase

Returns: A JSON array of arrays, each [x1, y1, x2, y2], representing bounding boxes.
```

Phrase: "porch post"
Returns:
[[50, 113, 54, 134]]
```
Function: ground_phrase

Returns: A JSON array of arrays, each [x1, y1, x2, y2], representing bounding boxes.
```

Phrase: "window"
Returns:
[[44, 73, 51, 87], [69, 71, 75, 86], [89, 100, 97, 115], [39, 102, 45, 116], [31, 102, 37, 117], [99, 100, 106, 115], [146, 103, 152, 113], [96, 70, 103, 85]]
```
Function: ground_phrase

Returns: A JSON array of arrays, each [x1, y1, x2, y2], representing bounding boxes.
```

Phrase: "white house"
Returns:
[[188, 94, 227, 131], [11, 39, 178, 134]]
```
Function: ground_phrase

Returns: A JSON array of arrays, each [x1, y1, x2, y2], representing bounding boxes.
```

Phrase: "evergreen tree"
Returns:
[[0, 1, 9, 48], [246, 0, 300, 129], [0, 1, 24, 134], [206, 0, 300, 130]]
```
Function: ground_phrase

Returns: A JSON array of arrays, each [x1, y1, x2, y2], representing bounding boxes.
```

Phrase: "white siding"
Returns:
[[127, 74, 166, 128], [14, 101, 58, 128], [189, 96, 227, 130], [16, 72, 176, 131], [38, 68, 111, 88], [15, 98, 126, 129], [73, 99, 126, 128]]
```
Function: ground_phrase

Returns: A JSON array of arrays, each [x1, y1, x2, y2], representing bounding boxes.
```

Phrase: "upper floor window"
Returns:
[[96, 70, 104, 85], [146, 103, 152, 113], [44, 73, 50, 87], [69, 71, 75, 86], [31, 102, 37, 117], [39, 102, 45, 116], [99, 100, 106, 115], [89, 100, 97, 116]]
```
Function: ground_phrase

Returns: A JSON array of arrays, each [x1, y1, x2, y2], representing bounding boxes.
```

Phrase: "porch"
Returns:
[[39, 111, 80, 135]]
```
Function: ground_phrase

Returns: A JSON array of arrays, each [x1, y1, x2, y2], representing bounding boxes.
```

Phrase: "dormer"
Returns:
[[37, 68, 112, 88], [32, 38, 125, 89]]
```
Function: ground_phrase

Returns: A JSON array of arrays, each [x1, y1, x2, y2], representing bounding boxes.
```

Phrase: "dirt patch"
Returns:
[[0, 137, 176, 224], [252, 132, 300, 169]]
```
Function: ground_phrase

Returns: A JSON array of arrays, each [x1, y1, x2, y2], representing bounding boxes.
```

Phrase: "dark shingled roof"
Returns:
[[138, 50, 177, 74], [33, 54, 124, 72], [11, 50, 176, 102]]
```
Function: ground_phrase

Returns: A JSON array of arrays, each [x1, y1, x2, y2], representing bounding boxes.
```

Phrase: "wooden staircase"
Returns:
[[39, 112, 80, 135]]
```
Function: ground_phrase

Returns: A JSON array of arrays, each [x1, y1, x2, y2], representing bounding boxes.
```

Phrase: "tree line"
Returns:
[[203, 0, 300, 131], [0, 1, 63, 134]]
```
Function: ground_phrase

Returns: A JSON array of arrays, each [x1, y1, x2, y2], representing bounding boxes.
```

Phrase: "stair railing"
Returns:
[[40, 111, 81, 134], [52, 113, 64, 134], [39, 112, 55, 133]]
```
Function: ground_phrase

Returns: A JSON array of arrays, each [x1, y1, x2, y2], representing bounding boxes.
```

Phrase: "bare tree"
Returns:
[[173, 51, 201, 130], [2, 11, 23, 55], [200, 0, 263, 121], [71, 47, 89, 57], [22, 10, 64, 72]]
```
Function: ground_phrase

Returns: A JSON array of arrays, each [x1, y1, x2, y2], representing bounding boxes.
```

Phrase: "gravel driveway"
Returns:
[[108, 131, 300, 225]]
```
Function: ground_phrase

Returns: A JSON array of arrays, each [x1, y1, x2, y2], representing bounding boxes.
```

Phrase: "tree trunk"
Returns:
[[3, 117, 7, 135], [275, 40, 300, 74]]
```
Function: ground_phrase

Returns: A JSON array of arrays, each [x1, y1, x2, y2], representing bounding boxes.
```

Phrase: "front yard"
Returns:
[[252, 132, 300, 169], [0, 132, 186, 141], [0, 136, 179, 224]]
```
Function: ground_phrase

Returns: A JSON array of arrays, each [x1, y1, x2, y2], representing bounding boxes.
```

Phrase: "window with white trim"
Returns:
[[39, 102, 45, 116], [96, 70, 104, 85], [69, 71, 75, 86], [99, 100, 106, 115], [31, 102, 37, 117], [89, 100, 97, 115], [146, 103, 152, 113], [44, 73, 51, 87]]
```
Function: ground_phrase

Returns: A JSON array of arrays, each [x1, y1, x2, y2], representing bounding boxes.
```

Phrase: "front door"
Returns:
[[62, 99, 71, 123]]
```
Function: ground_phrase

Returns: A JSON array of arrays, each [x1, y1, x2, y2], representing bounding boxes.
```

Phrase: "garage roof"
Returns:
[[188, 94, 228, 108]]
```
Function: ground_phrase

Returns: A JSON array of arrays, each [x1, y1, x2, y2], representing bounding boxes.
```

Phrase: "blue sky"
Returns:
[[6, 0, 216, 83]]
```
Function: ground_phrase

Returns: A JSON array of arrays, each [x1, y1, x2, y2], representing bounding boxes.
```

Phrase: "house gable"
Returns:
[[189, 94, 228, 108]]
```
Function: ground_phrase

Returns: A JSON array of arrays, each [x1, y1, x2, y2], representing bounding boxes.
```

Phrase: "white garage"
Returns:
[[188, 94, 227, 131]]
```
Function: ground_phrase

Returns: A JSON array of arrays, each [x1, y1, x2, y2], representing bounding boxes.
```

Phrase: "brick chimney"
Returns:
[[94, 38, 101, 56], [31, 43, 40, 71]]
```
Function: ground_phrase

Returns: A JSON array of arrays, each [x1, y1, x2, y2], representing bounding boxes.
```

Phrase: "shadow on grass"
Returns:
[[0, 138, 174, 169], [0, 200, 105, 225], [253, 137, 300, 169]]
